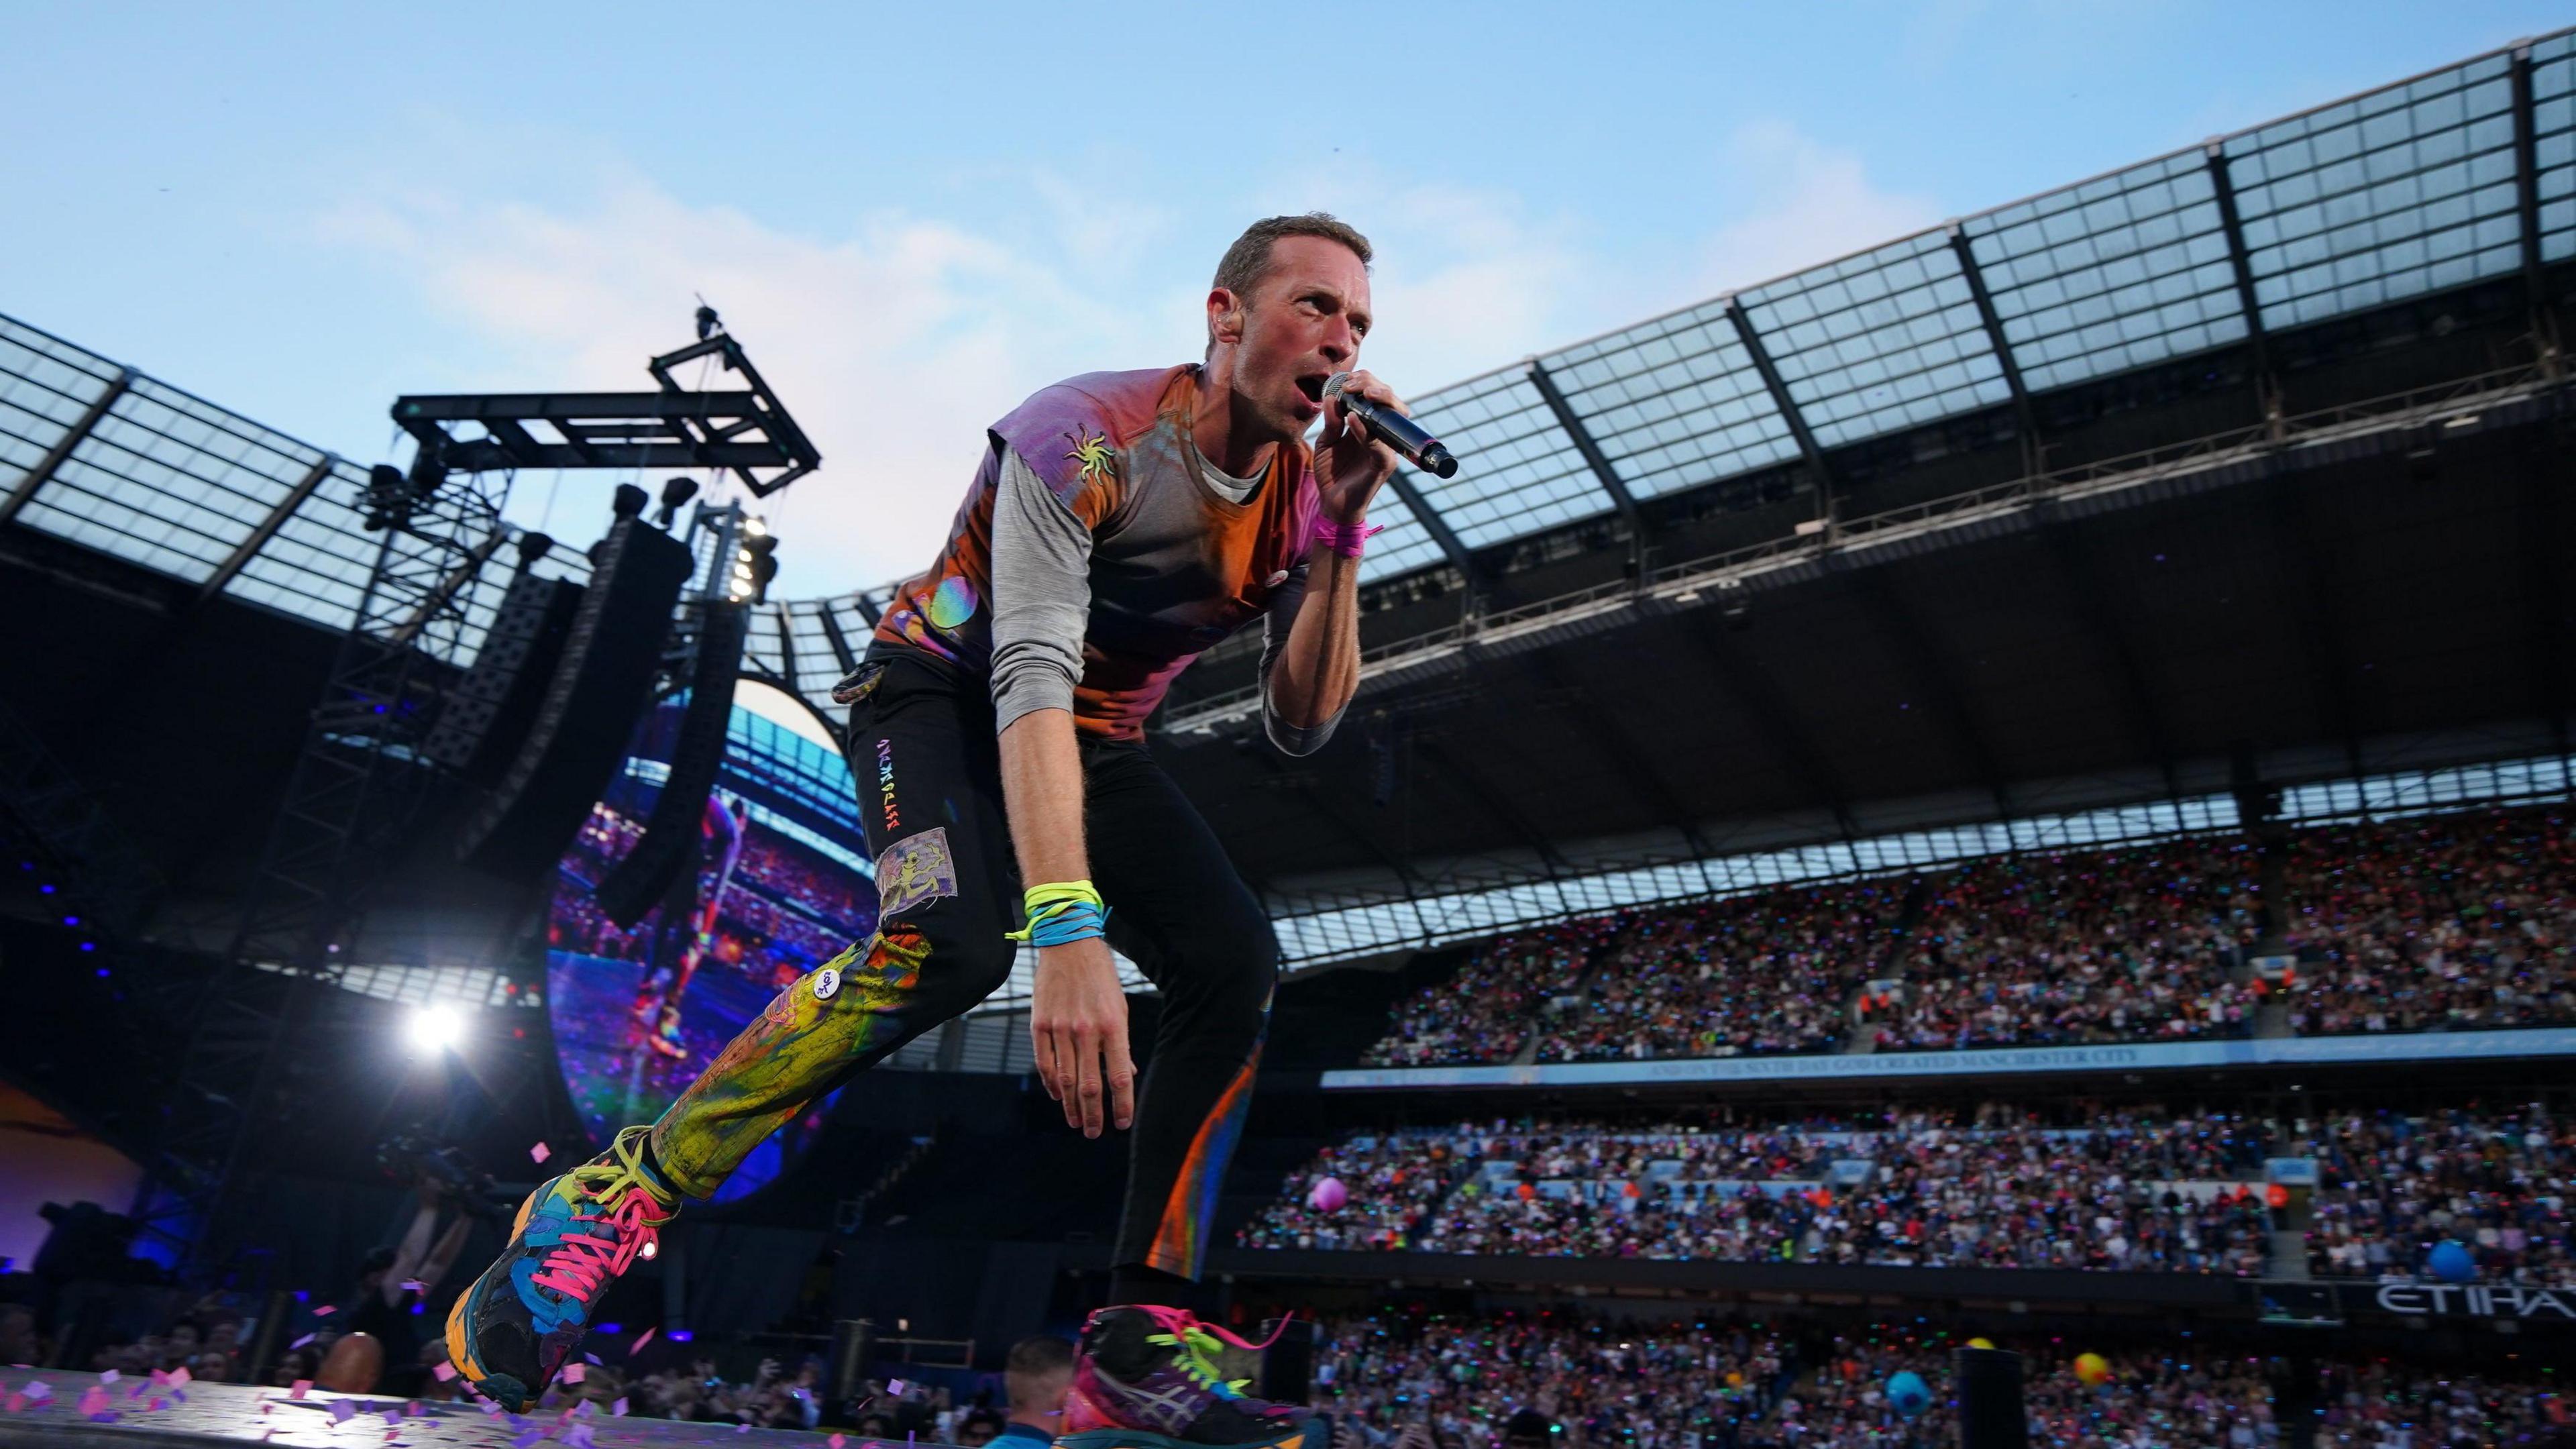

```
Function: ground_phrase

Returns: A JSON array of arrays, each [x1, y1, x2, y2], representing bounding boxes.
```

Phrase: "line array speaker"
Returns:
[[421, 570, 584, 786], [455, 517, 692, 879], [592, 599, 751, 928]]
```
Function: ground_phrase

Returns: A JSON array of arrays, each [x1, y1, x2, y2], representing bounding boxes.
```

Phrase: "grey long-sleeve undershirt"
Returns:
[[987, 444, 1341, 754]]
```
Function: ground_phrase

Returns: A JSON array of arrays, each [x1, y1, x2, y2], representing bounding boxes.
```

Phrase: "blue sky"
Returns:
[[7, 1, 2564, 596]]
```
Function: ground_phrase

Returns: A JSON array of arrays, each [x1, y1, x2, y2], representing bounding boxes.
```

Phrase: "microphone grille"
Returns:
[[1320, 372, 1356, 401]]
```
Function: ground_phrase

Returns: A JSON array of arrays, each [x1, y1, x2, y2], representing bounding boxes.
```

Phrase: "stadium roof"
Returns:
[[7, 32, 2576, 980], [8, 31, 2570, 728]]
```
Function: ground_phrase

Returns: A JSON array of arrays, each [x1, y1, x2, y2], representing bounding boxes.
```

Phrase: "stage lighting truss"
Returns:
[[389, 331, 821, 498]]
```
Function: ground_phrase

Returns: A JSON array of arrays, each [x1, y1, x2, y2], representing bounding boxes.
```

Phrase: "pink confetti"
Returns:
[[170, 1367, 191, 1387], [149, 1397, 170, 1412], [831, 1436, 848, 1448], [627, 1328, 655, 1354], [5, 1394, 23, 1413], [332, 1398, 360, 1423], [562, 1363, 585, 1385], [610, 1399, 629, 1417], [530, 1142, 552, 1164], [735, 1424, 750, 1435], [78, 1387, 111, 1415], [401, 1280, 427, 1293], [150, 1369, 171, 1387], [129, 1382, 149, 1399], [262, 1430, 276, 1442], [433, 1362, 458, 1382], [290, 1380, 312, 1399], [98, 1371, 120, 1385], [21, 1383, 50, 1403], [315, 1305, 337, 1317]]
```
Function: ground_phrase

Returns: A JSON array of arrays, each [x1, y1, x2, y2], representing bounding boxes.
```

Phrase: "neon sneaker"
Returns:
[[443, 1126, 678, 1410], [1059, 1304, 1320, 1449]]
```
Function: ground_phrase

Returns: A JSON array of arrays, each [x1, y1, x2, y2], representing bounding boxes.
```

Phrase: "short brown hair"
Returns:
[[1208, 213, 1373, 352], [1004, 1334, 1074, 1411]]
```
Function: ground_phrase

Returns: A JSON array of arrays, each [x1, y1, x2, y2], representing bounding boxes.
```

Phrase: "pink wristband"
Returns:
[[1310, 515, 1385, 558]]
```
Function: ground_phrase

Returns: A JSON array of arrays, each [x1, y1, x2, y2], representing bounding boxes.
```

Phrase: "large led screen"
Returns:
[[545, 692, 875, 1201]]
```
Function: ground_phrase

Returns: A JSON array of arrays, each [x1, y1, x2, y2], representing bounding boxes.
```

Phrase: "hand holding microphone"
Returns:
[[1324, 371, 1460, 479]]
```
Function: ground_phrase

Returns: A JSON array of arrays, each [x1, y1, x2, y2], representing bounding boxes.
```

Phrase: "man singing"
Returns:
[[448, 213, 1403, 1449]]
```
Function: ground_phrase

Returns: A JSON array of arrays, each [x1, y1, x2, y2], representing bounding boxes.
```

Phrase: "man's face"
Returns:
[[1214, 235, 1373, 443], [958, 1420, 998, 1448]]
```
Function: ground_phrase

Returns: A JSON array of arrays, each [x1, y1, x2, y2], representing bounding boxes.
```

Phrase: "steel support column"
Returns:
[[2513, 46, 2563, 376], [1385, 468, 1478, 582], [818, 603, 861, 674], [1, 367, 133, 527], [197, 454, 339, 606], [1526, 360, 1646, 571], [775, 604, 799, 693], [2205, 142, 2284, 435], [1947, 225, 2043, 474], [1723, 299, 1834, 527]]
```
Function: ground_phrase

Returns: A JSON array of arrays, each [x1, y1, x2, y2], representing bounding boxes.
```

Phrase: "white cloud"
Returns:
[[314, 121, 1935, 595], [319, 178, 1189, 596], [1692, 121, 1947, 301]]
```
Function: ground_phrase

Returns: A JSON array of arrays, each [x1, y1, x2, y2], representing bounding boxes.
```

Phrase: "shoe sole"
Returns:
[[443, 1185, 546, 1411], [1055, 1424, 1320, 1449]]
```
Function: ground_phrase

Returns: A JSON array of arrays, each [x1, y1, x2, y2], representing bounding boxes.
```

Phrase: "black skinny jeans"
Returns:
[[645, 649, 1275, 1279]]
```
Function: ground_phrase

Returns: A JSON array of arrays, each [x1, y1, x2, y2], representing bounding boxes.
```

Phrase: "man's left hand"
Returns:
[[1317, 369, 1405, 524]]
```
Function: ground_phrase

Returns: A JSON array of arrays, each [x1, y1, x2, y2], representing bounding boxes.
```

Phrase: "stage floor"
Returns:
[[0, 1372, 949, 1449]]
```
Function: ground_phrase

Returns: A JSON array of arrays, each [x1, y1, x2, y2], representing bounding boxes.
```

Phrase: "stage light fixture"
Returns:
[[515, 531, 556, 569], [743, 517, 768, 538], [654, 477, 700, 529], [611, 483, 649, 520], [407, 1004, 464, 1055]]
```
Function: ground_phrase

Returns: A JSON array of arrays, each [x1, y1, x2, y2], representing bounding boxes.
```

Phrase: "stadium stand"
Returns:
[[1355, 804, 2575, 1068]]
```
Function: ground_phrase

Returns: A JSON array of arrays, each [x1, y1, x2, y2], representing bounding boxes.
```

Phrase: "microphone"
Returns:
[[1324, 372, 1459, 479]]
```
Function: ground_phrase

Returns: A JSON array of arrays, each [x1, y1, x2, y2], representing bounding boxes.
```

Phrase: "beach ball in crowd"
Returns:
[[1885, 1371, 1931, 1416], [1966, 1338, 1996, 1350], [2073, 1353, 2113, 1386], [2428, 1240, 2477, 1283], [1309, 1177, 1349, 1212]]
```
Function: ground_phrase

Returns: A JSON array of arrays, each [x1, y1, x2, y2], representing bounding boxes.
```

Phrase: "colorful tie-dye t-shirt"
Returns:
[[872, 364, 1327, 745]]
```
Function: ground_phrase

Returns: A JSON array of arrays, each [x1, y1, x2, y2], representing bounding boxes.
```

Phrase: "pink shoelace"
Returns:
[[530, 1189, 661, 1302]]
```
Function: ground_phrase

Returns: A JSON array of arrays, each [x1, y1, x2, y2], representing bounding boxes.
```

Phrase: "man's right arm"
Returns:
[[988, 448, 1134, 1138]]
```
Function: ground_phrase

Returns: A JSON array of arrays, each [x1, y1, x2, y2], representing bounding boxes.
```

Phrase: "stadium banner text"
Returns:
[[1318, 1028, 2576, 1090]]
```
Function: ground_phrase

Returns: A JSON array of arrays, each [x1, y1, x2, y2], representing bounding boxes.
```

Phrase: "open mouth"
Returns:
[[1294, 374, 1328, 408]]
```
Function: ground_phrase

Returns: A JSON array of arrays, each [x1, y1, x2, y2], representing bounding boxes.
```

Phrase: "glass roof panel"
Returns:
[[1735, 229, 2011, 448], [16, 376, 327, 586], [219, 459, 377, 631], [1351, 478, 1449, 580], [2224, 53, 2522, 330], [1396, 369, 1613, 551], [1964, 151, 2248, 392], [2535, 34, 2576, 264], [1541, 297, 1799, 500], [0, 317, 122, 496]]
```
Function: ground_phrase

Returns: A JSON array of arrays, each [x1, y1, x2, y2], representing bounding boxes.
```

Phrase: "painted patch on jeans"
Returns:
[[874, 827, 959, 918]]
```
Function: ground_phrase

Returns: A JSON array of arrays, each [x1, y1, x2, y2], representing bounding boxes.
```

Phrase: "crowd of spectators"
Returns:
[[2278, 808, 2576, 1036], [1246, 1105, 2277, 1275], [1236, 1132, 1478, 1252], [2303, 1104, 2576, 1286], [1313, 1309, 1790, 1449], [1865, 842, 2260, 1051], [1533, 884, 1903, 1063], [1311, 1309, 2571, 1448], [1362, 921, 1617, 1067], [1354, 806, 2576, 1071]]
